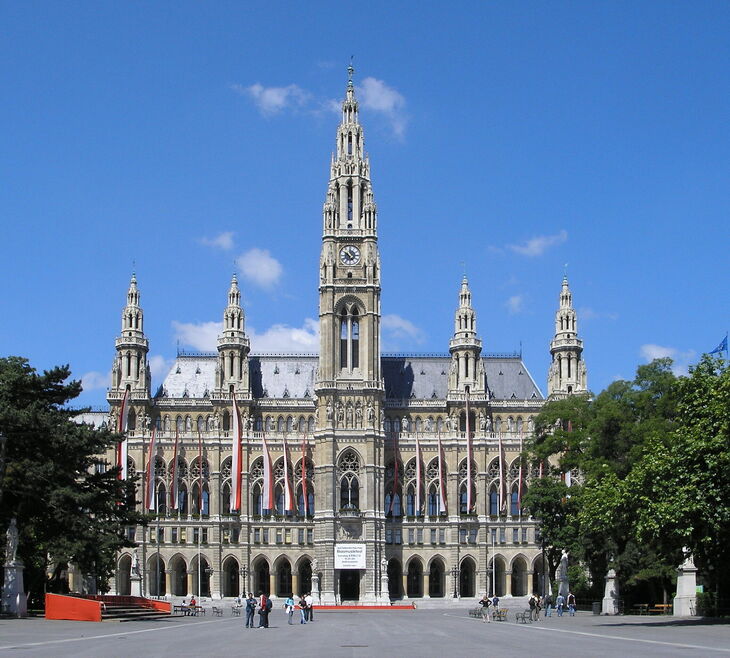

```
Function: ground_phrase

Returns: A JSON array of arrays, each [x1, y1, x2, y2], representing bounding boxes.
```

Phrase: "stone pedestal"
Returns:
[[601, 568, 619, 615], [2, 562, 28, 618], [130, 572, 143, 597], [673, 556, 697, 616]]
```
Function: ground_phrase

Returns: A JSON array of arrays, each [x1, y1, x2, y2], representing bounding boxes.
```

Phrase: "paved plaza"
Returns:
[[1, 610, 729, 658]]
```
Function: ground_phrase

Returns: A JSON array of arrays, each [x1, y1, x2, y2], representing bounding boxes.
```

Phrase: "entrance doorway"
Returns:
[[339, 569, 360, 601]]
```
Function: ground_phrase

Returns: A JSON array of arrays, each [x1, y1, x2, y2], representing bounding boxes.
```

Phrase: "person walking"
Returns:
[[544, 593, 553, 617], [479, 594, 491, 623], [284, 594, 295, 624], [298, 595, 308, 624], [567, 592, 576, 616], [305, 592, 314, 622], [556, 593, 565, 617], [528, 594, 537, 621], [245, 592, 256, 628]]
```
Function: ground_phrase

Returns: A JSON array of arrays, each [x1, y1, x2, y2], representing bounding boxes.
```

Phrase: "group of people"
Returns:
[[235, 592, 315, 628], [478, 595, 500, 622], [528, 592, 577, 619]]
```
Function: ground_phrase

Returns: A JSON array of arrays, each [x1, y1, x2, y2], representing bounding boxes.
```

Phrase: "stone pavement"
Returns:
[[0, 609, 728, 658]]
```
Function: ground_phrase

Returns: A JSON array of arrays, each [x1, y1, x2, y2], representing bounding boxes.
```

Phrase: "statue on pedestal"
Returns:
[[557, 549, 570, 597], [5, 518, 19, 565]]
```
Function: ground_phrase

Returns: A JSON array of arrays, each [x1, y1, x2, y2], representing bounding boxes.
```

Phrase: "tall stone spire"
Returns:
[[111, 273, 150, 397], [216, 274, 251, 397], [548, 276, 587, 396], [448, 277, 485, 395]]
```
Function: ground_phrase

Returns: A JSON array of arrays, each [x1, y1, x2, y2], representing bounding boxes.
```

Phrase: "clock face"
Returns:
[[340, 245, 361, 266]]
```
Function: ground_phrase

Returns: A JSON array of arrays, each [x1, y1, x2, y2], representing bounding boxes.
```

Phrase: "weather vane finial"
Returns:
[[347, 56, 355, 86]]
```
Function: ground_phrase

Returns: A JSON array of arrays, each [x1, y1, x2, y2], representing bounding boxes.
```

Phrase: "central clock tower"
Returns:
[[316, 64, 382, 397]]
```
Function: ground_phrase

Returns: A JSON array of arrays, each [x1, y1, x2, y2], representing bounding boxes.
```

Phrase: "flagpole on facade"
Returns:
[[156, 481, 161, 597]]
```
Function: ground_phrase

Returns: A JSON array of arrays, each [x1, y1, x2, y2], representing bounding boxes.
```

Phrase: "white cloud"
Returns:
[[148, 355, 174, 380], [505, 295, 525, 315], [233, 82, 309, 116], [81, 370, 109, 392], [249, 319, 319, 353], [509, 230, 568, 257], [639, 344, 696, 376], [358, 77, 408, 138], [172, 321, 222, 351], [381, 314, 425, 343], [236, 248, 283, 289], [200, 231, 234, 250]]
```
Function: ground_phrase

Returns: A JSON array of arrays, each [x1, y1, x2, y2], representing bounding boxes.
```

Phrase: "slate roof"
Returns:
[[159, 353, 543, 401]]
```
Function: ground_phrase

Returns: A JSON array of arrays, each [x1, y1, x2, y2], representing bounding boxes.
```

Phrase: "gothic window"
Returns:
[[274, 484, 284, 515], [384, 418, 391, 433], [347, 133, 353, 155], [487, 459, 500, 480], [347, 183, 353, 220], [338, 450, 360, 510], [221, 482, 231, 513], [191, 458, 209, 480], [510, 486, 520, 516], [351, 309, 359, 369], [340, 309, 348, 369], [251, 482, 262, 516], [177, 484, 188, 514], [277, 417, 285, 433], [156, 483, 167, 515], [406, 484, 416, 516], [489, 487, 499, 516], [458, 458, 477, 514], [509, 460, 520, 480], [427, 485, 439, 516], [308, 416, 315, 433], [287, 416, 294, 433], [197, 416, 205, 434], [255, 416, 263, 432]]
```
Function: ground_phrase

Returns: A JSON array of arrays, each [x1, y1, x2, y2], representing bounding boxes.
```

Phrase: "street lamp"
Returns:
[[450, 566, 460, 599]]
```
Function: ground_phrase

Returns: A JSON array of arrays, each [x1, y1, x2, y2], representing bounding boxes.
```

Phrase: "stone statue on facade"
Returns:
[[402, 416, 409, 432], [425, 417, 432, 432], [131, 549, 140, 576], [479, 412, 486, 431], [5, 518, 19, 565], [355, 405, 362, 427], [486, 416, 492, 432], [445, 416, 452, 431], [557, 549, 569, 597], [367, 402, 374, 424], [326, 401, 333, 422]]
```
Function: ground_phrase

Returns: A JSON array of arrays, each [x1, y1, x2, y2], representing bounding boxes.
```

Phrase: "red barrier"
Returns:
[[45, 593, 102, 622]]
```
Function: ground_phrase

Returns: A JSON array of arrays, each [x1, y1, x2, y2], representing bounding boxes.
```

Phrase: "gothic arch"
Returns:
[[459, 555, 477, 598], [221, 555, 240, 598], [405, 556, 423, 598]]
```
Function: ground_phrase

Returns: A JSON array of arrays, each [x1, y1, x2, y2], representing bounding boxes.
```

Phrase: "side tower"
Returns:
[[215, 273, 251, 398], [448, 277, 486, 396], [315, 65, 385, 604], [547, 276, 587, 396], [109, 273, 150, 430]]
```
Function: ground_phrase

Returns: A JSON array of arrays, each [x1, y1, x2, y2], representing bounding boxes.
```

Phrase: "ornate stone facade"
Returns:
[[100, 68, 587, 603]]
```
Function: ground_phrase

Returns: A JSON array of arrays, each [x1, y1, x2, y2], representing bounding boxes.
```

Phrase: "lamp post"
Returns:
[[450, 566, 460, 599], [239, 565, 248, 596]]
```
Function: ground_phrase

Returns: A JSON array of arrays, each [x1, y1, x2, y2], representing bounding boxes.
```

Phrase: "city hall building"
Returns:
[[99, 69, 587, 603]]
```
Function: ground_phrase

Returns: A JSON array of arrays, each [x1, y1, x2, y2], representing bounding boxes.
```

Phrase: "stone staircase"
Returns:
[[100, 598, 171, 622]]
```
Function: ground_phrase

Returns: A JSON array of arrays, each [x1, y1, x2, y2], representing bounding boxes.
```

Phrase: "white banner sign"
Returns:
[[334, 544, 367, 569]]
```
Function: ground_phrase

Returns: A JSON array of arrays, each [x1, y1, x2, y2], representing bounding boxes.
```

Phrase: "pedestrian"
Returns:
[[245, 592, 256, 628], [258, 591, 270, 628], [305, 592, 314, 621], [556, 593, 565, 616], [479, 594, 491, 623], [567, 591, 576, 616], [528, 594, 537, 621], [544, 593, 553, 617], [284, 593, 295, 624], [491, 594, 499, 612], [298, 595, 308, 624]]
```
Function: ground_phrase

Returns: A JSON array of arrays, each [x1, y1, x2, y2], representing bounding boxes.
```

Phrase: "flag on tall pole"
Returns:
[[170, 429, 179, 510], [145, 427, 157, 511], [262, 432, 274, 512], [282, 434, 296, 514], [517, 435, 524, 515], [437, 433, 447, 515], [389, 435, 399, 516], [465, 387, 473, 512], [301, 435, 308, 518], [230, 393, 243, 512], [198, 431, 204, 514], [117, 389, 129, 479], [498, 432, 506, 514], [709, 333, 728, 355], [415, 434, 423, 516]]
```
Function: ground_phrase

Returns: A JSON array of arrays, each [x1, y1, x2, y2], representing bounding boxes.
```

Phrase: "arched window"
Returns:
[[197, 416, 205, 434], [277, 417, 285, 433], [287, 416, 294, 433], [489, 487, 499, 516], [351, 308, 359, 369], [221, 482, 231, 513], [427, 484, 439, 516], [156, 483, 167, 515], [275, 484, 284, 515], [339, 305, 361, 371], [338, 450, 360, 510], [510, 485, 520, 516], [458, 458, 477, 514], [178, 484, 188, 514], [308, 416, 315, 433], [251, 482, 263, 516], [340, 308, 349, 369], [406, 484, 416, 516]]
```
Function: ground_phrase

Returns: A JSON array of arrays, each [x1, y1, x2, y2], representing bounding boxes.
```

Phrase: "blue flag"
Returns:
[[709, 334, 728, 355]]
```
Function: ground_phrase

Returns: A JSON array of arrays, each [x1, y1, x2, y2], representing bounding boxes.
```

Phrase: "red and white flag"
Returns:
[[230, 393, 243, 512], [437, 433, 447, 515], [389, 436, 399, 516], [145, 427, 157, 511], [117, 389, 130, 479], [301, 436, 308, 518], [517, 435, 524, 515], [465, 387, 473, 512], [262, 433, 274, 511], [498, 432, 507, 514], [282, 434, 296, 514], [170, 430, 179, 510], [415, 434, 423, 516], [198, 431, 204, 514]]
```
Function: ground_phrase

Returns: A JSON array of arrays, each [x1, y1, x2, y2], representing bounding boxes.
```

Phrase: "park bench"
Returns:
[[231, 605, 242, 616], [630, 604, 649, 615], [493, 608, 509, 621], [649, 604, 672, 615], [211, 606, 223, 617], [514, 609, 532, 624], [468, 607, 483, 618]]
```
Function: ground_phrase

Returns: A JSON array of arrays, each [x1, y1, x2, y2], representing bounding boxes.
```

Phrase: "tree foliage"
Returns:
[[0, 356, 144, 605]]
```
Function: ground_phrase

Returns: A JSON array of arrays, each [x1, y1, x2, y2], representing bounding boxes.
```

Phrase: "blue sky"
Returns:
[[2, 1, 728, 409]]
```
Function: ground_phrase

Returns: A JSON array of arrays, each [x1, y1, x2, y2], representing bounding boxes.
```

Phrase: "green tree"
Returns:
[[627, 356, 730, 596], [0, 356, 144, 606]]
